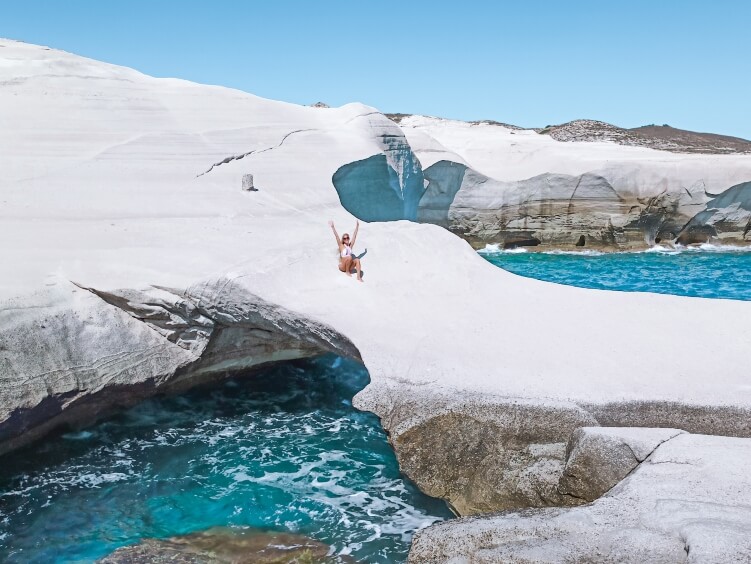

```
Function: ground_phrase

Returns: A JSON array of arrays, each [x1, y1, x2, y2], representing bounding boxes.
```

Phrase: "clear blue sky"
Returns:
[[3, 0, 750, 138]]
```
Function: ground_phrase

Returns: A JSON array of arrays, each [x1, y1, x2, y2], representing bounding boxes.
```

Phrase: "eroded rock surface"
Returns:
[[409, 433, 751, 563], [332, 116, 425, 222], [355, 380, 751, 517], [677, 181, 751, 244], [558, 426, 684, 501], [98, 527, 339, 564], [419, 159, 748, 249], [0, 279, 359, 455], [396, 115, 751, 249], [354, 385, 595, 515]]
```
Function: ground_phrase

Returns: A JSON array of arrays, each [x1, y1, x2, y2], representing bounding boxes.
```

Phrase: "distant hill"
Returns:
[[541, 120, 751, 154]]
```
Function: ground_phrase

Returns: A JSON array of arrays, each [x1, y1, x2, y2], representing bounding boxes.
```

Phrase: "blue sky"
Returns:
[[3, 0, 750, 138]]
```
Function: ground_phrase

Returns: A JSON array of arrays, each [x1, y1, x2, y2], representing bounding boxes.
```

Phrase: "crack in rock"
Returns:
[[197, 129, 315, 177]]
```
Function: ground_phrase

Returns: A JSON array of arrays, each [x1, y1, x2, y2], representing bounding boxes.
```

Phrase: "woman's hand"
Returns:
[[328, 220, 334, 228]]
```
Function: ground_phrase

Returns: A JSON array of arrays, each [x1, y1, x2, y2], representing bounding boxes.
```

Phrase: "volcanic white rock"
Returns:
[[409, 432, 751, 563], [398, 115, 751, 247], [1, 39, 750, 525]]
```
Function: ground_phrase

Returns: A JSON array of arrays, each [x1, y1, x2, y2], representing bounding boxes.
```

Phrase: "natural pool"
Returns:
[[0, 355, 452, 563], [480, 244, 751, 301]]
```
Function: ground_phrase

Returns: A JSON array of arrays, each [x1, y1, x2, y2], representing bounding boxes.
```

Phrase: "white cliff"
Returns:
[[1, 40, 751, 558], [399, 115, 751, 248]]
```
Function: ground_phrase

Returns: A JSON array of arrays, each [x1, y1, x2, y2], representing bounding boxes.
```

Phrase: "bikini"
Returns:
[[341, 244, 352, 258]]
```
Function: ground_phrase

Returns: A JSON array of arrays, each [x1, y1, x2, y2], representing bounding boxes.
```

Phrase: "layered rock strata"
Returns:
[[393, 115, 751, 249], [0, 280, 358, 455]]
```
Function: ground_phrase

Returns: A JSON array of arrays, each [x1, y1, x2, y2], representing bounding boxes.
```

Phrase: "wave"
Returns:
[[477, 244, 527, 255], [541, 249, 606, 256], [639, 243, 751, 255], [480, 242, 751, 257]]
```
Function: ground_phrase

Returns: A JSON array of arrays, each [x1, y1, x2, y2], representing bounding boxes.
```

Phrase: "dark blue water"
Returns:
[[481, 245, 751, 301], [0, 356, 452, 563]]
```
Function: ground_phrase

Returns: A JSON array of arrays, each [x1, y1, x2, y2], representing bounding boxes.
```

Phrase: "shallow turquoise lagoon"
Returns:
[[481, 246, 751, 301], [0, 356, 452, 563]]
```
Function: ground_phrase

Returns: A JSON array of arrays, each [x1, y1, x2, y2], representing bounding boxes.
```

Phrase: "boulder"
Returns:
[[558, 426, 684, 501], [98, 527, 337, 563], [409, 433, 751, 563]]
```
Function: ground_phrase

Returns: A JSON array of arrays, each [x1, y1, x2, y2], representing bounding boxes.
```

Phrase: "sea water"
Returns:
[[480, 244, 751, 301], [0, 356, 452, 563]]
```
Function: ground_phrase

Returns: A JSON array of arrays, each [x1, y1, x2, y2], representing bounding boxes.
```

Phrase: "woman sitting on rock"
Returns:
[[328, 220, 363, 282]]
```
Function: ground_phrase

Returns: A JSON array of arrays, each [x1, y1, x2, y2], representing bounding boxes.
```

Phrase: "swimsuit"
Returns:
[[341, 244, 352, 258]]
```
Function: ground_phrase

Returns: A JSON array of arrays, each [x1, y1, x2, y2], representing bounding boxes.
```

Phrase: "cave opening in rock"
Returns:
[[503, 237, 541, 249], [0, 354, 452, 563]]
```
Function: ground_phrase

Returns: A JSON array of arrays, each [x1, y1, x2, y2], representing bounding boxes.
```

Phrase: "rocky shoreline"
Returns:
[[408, 430, 751, 562]]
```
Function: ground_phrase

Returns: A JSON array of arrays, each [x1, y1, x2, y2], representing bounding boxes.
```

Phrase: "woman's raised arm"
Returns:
[[328, 220, 342, 247], [350, 220, 360, 248]]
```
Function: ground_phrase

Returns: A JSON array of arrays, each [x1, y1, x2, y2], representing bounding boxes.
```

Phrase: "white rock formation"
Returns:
[[399, 116, 751, 247], [409, 432, 751, 563], [558, 426, 685, 501], [1, 39, 751, 531]]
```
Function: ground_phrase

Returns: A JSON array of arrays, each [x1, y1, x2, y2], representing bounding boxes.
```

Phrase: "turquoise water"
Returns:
[[0, 356, 452, 563], [481, 245, 751, 301]]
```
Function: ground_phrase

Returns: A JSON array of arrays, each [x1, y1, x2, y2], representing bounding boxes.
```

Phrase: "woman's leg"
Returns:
[[341, 257, 353, 276], [353, 258, 362, 281]]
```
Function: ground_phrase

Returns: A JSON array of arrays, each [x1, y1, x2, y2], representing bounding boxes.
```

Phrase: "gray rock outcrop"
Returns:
[[409, 432, 751, 563], [374, 390, 597, 515], [386, 115, 751, 249], [98, 527, 337, 563], [677, 181, 751, 244], [558, 426, 684, 501], [0, 279, 359, 455], [418, 160, 745, 249], [355, 380, 751, 517], [334, 152, 751, 249]]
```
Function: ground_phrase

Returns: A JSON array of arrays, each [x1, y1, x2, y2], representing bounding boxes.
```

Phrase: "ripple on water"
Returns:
[[0, 356, 452, 564]]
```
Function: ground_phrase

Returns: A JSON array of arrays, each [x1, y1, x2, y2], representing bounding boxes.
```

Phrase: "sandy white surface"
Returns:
[[1, 39, 750, 410]]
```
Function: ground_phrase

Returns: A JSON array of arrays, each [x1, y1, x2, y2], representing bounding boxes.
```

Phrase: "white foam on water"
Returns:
[[477, 243, 501, 254], [478, 243, 529, 255], [642, 245, 682, 255], [541, 249, 606, 256], [62, 430, 95, 440], [634, 243, 751, 255], [694, 243, 751, 252], [70, 472, 131, 488]]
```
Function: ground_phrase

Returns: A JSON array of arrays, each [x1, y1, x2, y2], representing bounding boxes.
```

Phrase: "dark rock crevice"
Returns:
[[197, 128, 315, 177]]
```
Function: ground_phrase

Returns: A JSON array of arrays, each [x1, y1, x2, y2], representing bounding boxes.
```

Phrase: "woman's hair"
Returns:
[[342, 233, 350, 239]]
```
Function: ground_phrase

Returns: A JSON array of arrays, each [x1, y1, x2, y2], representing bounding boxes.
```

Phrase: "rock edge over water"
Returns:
[[408, 431, 751, 563]]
